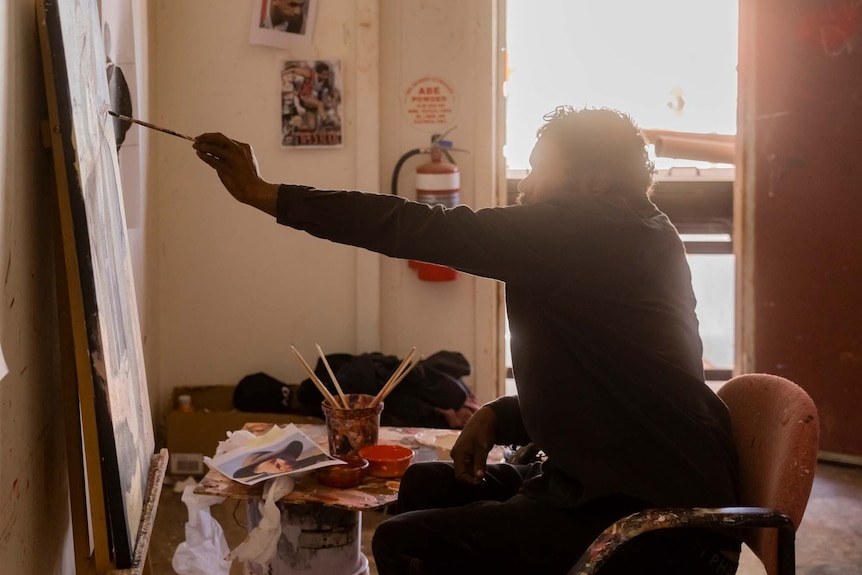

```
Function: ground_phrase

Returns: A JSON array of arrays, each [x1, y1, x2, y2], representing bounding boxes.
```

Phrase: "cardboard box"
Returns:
[[166, 385, 323, 476]]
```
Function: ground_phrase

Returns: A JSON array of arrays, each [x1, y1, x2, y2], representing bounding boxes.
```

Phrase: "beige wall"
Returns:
[[131, 0, 157, 426], [152, 0, 381, 424], [151, 0, 506, 432], [378, 1, 506, 402], [0, 0, 75, 572], [0, 0, 503, 570]]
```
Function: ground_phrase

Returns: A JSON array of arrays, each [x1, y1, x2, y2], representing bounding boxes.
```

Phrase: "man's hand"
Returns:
[[193, 133, 279, 216], [450, 405, 497, 485]]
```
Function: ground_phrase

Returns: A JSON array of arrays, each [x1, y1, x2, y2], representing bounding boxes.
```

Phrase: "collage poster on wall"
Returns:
[[281, 60, 343, 148]]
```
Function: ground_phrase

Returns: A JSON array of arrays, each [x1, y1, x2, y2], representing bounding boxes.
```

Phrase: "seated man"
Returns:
[[192, 105, 741, 575]]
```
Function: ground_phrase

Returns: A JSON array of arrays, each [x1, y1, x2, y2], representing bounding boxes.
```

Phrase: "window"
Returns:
[[505, 0, 737, 172], [504, 0, 738, 386]]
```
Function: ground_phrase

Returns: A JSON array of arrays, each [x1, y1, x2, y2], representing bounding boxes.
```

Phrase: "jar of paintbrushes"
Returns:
[[291, 345, 421, 457]]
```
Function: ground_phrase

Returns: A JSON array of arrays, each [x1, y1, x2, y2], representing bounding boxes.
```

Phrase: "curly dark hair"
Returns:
[[536, 106, 655, 197]]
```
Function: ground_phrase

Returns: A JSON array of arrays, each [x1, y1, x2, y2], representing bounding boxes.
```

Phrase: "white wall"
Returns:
[[378, 1, 506, 402], [0, 0, 75, 572], [151, 0, 506, 423]]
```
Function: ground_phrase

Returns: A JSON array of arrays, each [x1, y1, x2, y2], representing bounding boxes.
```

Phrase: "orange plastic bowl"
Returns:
[[358, 444, 414, 478], [316, 455, 369, 488]]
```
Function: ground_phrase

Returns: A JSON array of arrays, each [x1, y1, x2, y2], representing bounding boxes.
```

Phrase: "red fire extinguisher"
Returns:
[[391, 130, 466, 282]]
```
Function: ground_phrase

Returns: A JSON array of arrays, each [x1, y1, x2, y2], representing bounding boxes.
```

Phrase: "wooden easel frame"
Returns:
[[37, 2, 167, 573]]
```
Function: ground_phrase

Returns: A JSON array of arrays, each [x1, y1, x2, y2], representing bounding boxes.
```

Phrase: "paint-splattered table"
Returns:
[[194, 423, 463, 510], [194, 424, 495, 574]]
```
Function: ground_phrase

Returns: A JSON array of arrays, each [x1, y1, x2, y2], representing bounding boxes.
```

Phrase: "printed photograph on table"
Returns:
[[249, 0, 317, 48], [204, 423, 342, 486], [281, 60, 343, 148]]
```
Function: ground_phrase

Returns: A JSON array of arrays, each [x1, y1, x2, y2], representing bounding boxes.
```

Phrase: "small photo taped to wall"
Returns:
[[250, 0, 317, 48], [281, 60, 343, 148]]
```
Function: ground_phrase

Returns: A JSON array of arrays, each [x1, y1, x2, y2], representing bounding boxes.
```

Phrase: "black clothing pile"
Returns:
[[295, 350, 472, 428], [232, 372, 294, 413]]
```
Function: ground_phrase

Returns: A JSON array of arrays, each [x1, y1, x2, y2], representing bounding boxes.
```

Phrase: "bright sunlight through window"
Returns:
[[505, 0, 738, 172]]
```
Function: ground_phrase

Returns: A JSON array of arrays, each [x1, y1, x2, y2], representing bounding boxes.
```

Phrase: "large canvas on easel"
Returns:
[[40, 0, 154, 567]]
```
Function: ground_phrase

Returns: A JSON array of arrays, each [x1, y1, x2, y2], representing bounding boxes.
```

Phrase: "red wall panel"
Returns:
[[739, 0, 862, 458]]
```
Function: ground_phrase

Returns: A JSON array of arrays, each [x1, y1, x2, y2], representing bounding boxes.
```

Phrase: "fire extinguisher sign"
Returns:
[[403, 77, 456, 131]]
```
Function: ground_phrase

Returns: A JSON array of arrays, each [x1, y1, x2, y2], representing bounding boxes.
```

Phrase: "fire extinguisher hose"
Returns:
[[391, 148, 424, 196]]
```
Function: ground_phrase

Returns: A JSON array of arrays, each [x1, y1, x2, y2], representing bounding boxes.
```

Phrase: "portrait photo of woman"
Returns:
[[206, 424, 340, 485]]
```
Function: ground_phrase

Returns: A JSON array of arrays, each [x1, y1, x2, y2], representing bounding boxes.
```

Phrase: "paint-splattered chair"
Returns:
[[569, 373, 820, 575]]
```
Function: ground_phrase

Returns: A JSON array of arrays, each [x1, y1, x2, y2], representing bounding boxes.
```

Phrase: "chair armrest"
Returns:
[[568, 506, 795, 575]]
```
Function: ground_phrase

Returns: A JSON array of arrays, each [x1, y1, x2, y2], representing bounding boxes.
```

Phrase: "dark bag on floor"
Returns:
[[233, 372, 293, 413]]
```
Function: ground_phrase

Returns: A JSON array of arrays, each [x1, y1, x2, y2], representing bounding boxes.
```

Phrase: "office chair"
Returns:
[[569, 373, 820, 575]]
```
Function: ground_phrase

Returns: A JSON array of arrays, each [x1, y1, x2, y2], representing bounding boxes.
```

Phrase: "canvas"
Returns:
[[41, 0, 154, 567]]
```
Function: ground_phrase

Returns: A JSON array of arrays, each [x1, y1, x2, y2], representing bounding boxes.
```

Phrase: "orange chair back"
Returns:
[[717, 374, 820, 575]]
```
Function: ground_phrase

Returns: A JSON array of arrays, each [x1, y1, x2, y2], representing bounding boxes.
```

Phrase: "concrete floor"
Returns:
[[149, 461, 862, 574], [785, 461, 862, 575]]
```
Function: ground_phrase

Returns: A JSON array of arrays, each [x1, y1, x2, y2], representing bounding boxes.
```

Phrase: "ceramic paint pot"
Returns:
[[359, 444, 414, 478]]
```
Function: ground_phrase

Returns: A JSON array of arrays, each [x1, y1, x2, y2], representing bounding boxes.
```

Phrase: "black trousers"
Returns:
[[371, 462, 739, 575]]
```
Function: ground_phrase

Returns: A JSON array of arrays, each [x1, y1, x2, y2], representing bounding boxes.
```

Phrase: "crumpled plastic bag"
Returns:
[[173, 475, 199, 493], [227, 474, 295, 569], [171, 484, 231, 575], [172, 426, 298, 573], [215, 429, 257, 454]]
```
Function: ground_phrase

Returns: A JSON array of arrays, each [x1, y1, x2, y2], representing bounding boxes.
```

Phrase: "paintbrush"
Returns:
[[370, 348, 420, 407], [290, 345, 340, 408], [316, 343, 349, 409], [108, 110, 196, 142]]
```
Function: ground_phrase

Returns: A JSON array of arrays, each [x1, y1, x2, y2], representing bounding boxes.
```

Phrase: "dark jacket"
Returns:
[[276, 184, 738, 509]]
